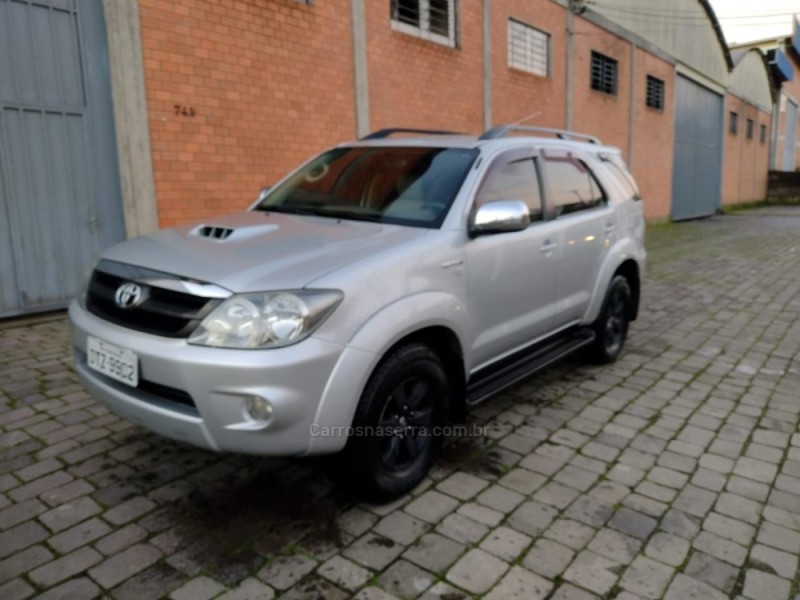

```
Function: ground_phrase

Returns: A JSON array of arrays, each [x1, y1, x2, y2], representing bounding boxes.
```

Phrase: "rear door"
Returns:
[[540, 147, 613, 325], [465, 149, 561, 368]]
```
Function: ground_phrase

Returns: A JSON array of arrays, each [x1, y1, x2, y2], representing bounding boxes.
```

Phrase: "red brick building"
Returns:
[[0, 0, 778, 316], [132, 0, 774, 227]]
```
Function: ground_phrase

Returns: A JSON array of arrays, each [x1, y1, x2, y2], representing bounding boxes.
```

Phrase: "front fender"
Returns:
[[305, 292, 471, 455], [347, 291, 471, 358], [583, 238, 644, 324]]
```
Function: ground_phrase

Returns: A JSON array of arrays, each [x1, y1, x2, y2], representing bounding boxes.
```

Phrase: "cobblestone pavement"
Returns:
[[3, 207, 800, 599]]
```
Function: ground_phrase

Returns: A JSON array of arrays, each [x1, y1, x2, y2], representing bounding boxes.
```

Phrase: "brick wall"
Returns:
[[723, 95, 771, 204], [490, 0, 567, 129], [364, 1, 483, 133], [631, 49, 675, 221], [135, 0, 770, 227], [137, 0, 356, 228], [572, 18, 631, 158]]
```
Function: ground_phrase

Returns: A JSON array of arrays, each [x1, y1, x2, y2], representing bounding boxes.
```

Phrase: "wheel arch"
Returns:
[[584, 240, 644, 324], [380, 326, 468, 423]]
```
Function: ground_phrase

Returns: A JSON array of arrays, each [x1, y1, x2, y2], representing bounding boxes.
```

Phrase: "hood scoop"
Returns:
[[197, 225, 234, 240], [190, 222, 280, 242]]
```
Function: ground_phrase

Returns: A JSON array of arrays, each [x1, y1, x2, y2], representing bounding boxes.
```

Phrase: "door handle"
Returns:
[[604, 223, 616, 236], [540, 240, 557, 256]]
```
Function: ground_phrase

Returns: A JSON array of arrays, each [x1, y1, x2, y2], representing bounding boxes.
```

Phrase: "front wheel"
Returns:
[[585, 275, 632, 364], [328, 343, 449, 503]]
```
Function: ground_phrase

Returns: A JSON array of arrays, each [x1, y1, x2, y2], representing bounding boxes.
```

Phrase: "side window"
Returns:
[[542, 151, 606, 217], [477, 158, 543, 221], [600, 153, 640, 201]]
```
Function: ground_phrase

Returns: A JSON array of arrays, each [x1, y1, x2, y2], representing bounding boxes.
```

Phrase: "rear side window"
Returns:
[[477, 158, 543, 221], [541, 151, 605, 216], [599, 153, 640, 200]]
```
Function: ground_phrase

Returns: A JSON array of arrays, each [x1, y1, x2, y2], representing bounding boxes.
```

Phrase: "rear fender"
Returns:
[[583, 238, 643, 324]]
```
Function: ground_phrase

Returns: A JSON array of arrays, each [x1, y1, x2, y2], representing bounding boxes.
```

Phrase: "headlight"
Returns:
[[188, 290, 342, 349]]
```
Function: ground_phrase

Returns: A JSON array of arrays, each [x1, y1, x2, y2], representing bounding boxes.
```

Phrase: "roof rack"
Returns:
[[479, 125, 601, 144], [360, 128, 463, 140]]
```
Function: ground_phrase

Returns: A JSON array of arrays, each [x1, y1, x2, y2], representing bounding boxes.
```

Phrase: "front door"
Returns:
[[465, 150, 559, 370]]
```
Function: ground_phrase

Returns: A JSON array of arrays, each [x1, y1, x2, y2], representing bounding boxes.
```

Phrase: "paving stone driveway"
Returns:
[[2, 207, 800, 600]]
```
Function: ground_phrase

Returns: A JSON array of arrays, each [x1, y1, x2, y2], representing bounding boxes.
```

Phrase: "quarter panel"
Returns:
[[583, 236, 644, 324]]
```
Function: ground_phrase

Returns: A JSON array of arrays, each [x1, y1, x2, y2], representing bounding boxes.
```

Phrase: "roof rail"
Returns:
[[479, 125, 601, 144], [360, 128, 463, 140]]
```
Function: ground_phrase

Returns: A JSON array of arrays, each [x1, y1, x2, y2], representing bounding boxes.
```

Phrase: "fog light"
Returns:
[[245, 396, 273, 422]]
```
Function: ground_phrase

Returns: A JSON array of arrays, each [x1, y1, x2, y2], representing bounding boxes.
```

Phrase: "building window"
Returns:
[[746, 119, 754, 139], [508, 19, 550, 77], [729, 112, 738, 135], [591, 52, 617, 96], [645, 75, 664, 111], [760, 124, 767, 144], [391, 0, 457, 47]]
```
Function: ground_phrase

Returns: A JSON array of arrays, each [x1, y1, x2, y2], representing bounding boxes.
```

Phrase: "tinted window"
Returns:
[[600, 153, 640, 200], [477, 158, 543, 220], [257, 146, 478, 229], [542, 152, 605, 216]]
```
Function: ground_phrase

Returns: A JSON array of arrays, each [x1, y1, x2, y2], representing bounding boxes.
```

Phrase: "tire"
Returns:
[[585, 275, 632, 364], [329, 343, 449, 503]]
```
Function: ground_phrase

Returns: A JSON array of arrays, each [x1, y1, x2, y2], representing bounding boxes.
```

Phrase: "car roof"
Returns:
[[339, 134, 622, 155]]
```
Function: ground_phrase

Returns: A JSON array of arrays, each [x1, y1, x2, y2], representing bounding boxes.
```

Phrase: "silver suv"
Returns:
[[69, 125, 646, 501]]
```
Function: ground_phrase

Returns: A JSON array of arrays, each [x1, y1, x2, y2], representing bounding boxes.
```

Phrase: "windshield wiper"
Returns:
[[260, 205, 382, 222], [258, 205, 323, 216], [317, 209, 382, 222]]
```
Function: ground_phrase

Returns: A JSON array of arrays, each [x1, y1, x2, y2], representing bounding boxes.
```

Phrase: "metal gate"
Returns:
[[0, 0, 125, 317], [783, 99, 798, 171], [670, 75, 724, 221]]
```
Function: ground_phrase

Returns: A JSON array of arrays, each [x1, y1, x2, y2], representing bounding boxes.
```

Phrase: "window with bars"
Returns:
[[507, 19, 549, 77], [746, 119, 754, 139], [729, 112, 738, 135], [645, 75, 664, 111], [391, 0, 457, 47], [590, 52, 617, 96], [760, 124, 767, 144]]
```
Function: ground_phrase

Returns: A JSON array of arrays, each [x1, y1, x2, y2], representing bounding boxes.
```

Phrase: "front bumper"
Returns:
[[69, 300, 374, 456]]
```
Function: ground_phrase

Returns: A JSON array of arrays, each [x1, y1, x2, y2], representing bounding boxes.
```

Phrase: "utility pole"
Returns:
[[566, 0, 576, 130], [566, 0, 587, 131]]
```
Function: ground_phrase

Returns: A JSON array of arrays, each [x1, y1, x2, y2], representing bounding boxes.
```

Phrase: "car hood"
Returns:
[[101, 211, 428, 292]]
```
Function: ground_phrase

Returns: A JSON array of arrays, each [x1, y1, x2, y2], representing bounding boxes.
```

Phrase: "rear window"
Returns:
[[256, 146, 478, 228], [599, 153, 640, 200], [541, 150, 606, 216]]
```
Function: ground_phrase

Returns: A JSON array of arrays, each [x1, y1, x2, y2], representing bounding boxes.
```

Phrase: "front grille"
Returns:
[[86, 261, 220, 338]]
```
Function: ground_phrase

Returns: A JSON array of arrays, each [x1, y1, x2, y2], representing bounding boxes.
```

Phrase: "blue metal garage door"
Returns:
[[783, 99, 797, 171], [670, 75, 724, 221], [0, 0, 125, 317]]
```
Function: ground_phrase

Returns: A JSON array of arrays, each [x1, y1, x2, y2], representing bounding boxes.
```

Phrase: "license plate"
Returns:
[[87, 337, 139, 387]]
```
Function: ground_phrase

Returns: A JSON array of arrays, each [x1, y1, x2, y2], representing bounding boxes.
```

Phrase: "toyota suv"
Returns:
[[69, 125, 646, 501]]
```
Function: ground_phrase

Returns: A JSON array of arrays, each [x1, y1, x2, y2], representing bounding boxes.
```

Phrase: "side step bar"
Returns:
[[466, 328, 596, 407]]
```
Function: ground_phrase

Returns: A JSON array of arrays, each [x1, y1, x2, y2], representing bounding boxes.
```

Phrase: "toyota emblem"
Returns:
[[114, 283, 143, 309]]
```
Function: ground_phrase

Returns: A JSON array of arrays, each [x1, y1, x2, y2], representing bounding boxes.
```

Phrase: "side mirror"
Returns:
[[256, 186, 271, 203], [470, 200, 531, 237]]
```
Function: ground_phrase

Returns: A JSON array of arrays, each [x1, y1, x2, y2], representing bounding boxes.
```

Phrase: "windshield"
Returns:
[[256, 146, 479, 228]]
